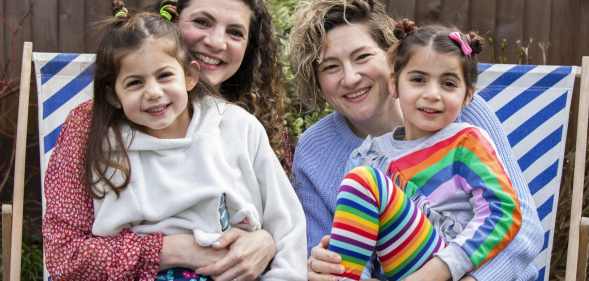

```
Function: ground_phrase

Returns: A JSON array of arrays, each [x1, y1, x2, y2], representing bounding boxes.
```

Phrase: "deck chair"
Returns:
[[1, 42, 94, 281], [476, 59, 589, 281]]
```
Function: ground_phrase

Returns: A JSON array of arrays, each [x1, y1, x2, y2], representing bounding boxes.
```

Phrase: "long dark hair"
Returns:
[[161, 0, 288, 164], [85, 9, 215, 198]]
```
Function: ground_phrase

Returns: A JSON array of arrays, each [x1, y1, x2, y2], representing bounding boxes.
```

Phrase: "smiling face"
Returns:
[[391, 46, 472, 140], [114, 38, 198, 139], [317, 23, 400, 137], [177, 0, 251, 88]]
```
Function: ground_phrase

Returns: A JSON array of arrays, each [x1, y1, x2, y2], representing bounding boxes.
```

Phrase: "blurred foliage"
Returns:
[[268, 0, 332, 141]]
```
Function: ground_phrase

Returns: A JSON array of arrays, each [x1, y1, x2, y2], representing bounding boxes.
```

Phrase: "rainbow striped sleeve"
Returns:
[[388, 127, 522, 268]]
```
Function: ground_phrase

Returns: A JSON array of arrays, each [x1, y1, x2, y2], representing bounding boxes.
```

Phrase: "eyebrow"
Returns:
[[319, 46, 371, 65], [187, 11, 248, 31], [406, 70, 462, 80]]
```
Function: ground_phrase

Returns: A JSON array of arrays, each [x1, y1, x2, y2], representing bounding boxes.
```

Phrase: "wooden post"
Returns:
[[9, 41, 33, 281], [565, 57, 589, 281], [2, 204, 13, 281], [578, 217, 589, 281]]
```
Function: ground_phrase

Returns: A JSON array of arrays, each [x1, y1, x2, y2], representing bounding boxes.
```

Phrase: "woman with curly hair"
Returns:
[[42, 0, 292, 280], [289, 0, 542, 280]]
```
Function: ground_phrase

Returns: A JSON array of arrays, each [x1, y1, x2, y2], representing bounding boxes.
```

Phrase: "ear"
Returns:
[[185, 61, 200, 91], [105, 89, 122, 109], [463, 87, 475, 106], [388, 75, 398, 99]]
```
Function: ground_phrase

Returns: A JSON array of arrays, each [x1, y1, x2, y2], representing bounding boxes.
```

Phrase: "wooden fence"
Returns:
[[1, 0, 588, 79]]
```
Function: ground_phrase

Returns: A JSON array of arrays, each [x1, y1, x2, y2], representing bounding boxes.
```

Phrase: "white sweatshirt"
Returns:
[[92, 95, 307, 280]]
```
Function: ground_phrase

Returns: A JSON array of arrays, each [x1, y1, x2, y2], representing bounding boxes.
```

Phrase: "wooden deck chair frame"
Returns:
[[1, 42, 32, 281], [1, 42, 588, 281]]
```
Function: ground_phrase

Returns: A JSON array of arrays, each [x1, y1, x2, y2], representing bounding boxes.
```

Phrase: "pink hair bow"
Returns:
[[449, 32, 472, 57]]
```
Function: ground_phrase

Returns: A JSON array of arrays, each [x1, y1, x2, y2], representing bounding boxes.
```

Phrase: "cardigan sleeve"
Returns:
[[460, 95, 543, 280], [42, 102, 163, 281]]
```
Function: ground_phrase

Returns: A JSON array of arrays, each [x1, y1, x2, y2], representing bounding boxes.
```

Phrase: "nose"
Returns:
[[422, 83, 442, 101], [203, 27, 227, 51], [341, 63, 361, 87], [144, 80, 163, 100]]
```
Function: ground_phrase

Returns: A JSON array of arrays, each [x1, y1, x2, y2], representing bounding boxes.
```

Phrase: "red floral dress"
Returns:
[[42, 101, 163, 281]]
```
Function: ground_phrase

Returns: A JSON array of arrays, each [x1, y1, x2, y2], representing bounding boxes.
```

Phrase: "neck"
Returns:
[[346, 99, 404, 138]]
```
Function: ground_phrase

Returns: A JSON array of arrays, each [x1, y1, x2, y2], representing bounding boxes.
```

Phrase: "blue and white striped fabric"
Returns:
[[476, 64, 576, 281], [33, 52, 95, 281]]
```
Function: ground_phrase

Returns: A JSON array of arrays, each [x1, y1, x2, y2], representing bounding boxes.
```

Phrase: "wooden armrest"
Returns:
[[578, 217, 589, 281], [2, 204, 13, 281]]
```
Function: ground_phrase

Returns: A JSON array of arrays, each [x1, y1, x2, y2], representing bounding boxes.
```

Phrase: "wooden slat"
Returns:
[[10, 41, 32, 281], [84, 0, 111, 52], [32, 0, 59, 52], [565, 56, 589, 281], [414, 0, 442, 24], [5, 0, 33, 79], [549, 0, 579, 65], [524, 0, 551, 64], [439, 0, 469, 31], [578, 217, 589, 281], [495, 0, 525, 64], [2, 205, 12, 281], [578, 0, 589, 63], [385, 0, 416, 20], [59, 0, 86, 52], [0, 0, 5, 77], [470, 0, 496, 63]]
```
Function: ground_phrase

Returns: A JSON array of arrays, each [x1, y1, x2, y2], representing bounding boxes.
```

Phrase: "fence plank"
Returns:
[[470, 0, 496, 62], [59, 0, 85, 52], [385, 0, 416, 20], [524, 0, 551, 64], [414, 0, 442, 24], [439, 0, 469, 31], [5, 0, 33, 78], [85, 0, 111, 52], [578, 0, 589, 62], [0, 0, 5, 77], [549, 0, 579, 65], [33, 0, 59, 53], [495, 0, 524, 64]]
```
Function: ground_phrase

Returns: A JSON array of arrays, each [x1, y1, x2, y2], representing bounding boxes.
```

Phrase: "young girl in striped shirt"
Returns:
[[327, 20, 522, 281]]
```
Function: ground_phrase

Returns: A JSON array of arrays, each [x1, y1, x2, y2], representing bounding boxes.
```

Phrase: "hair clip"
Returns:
[[159, 4, 175, 22], [114, 7, 129, 19], [449, 32, 472, 57]]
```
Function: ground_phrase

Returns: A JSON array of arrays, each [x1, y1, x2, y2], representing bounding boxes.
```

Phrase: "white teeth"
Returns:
[[196, 53, 221, 65], [345, 88, 369, 99], [145, 105, 166, 113], [419, 107, 440, 113]]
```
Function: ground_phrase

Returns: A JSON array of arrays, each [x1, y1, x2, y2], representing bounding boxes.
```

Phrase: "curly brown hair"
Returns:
[[288, 0, 396, 109], [164, 0, 288, 164]]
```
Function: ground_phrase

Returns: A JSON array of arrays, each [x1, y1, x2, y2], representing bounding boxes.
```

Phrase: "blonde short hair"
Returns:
[[288, 0, 396, 108]]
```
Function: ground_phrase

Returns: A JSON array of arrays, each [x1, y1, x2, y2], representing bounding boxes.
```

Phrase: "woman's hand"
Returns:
[[160, 234, 228, 270], [402, 257, 451, 281], [195, 228, 276, 281], [308, 235, 345, 281]]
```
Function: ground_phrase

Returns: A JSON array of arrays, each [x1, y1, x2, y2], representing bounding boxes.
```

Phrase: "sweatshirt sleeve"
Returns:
[[435, 127, 522, 281], [460, 95, 543, 280], [42, 103, 163, 281], [247, 116, 307, 281]]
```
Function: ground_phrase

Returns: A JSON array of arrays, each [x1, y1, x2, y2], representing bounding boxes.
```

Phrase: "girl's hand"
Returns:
[[195, 228, 276, 281], [308, 235, 345, 281], [160, 234, 227, 270]]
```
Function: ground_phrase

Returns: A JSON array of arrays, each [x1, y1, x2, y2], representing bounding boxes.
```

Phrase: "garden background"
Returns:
[[0, 0, 588, 280]]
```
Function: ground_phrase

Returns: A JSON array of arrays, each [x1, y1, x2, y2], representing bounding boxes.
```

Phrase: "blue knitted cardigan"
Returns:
[[293, 94, 543, 281]]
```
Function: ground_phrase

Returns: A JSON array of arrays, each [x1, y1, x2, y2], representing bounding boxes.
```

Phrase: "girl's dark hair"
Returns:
[[388, 19, 484, 93], [85, 7, 215, 198], [155, 0, 288, 165]]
